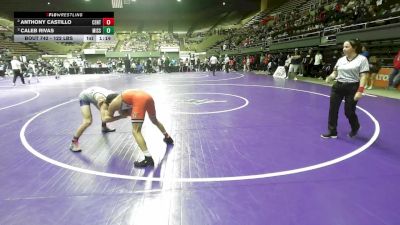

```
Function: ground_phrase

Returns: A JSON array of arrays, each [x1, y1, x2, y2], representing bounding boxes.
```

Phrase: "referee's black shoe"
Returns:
[[321, 132, 337, 139], [134, 156, 154, 168]]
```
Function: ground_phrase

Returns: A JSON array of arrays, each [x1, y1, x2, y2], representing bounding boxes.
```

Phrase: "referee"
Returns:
[[11, 56, 25, 86], [321, 39, 369, 139]]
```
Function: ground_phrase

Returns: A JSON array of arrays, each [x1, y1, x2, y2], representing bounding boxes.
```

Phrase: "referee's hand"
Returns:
[[325, 75, 334, 83], [354, 92, 363, 101]]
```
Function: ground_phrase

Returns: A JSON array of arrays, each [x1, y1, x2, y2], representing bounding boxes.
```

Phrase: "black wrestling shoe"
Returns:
[[134, 156, 154, 168], [163, 136, 174, 145], [102, 127, 116, 133], [321, 132, 337, 139], [348, 128, 359, 138]]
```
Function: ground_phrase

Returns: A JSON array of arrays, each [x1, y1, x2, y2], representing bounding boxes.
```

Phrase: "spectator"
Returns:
[[0, 60, 5, 79], [366, 55, 381, 90], [391, 3, 400, 13], [313, 50, 323, 78], [27, 60, 40, 84], [224, 55, 230, 73], [360, 46, 370, 59], [284, 54, 291, 78], [288, 48, 302, 80], [210, 55, 218, 76], [388, 49, 400, 89], [124, 56, 131, 73], [303, 48, 314, 77]]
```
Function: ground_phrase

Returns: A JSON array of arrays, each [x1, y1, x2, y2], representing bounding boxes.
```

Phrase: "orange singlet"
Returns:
[[121, 89, 156, 123]]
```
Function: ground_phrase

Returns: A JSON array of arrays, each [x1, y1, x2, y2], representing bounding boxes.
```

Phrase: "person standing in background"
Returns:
[[124, 54, 131, 74], [366, 55, 381, 89], [27, 60, 40, 84], [210, 55, 218, 76], [388, 49, 400, 89], [0, 60, 5, 79], [284, 54, 291, 79], [360, 46, 370, 59], [303, 48, 314, 77], [313, 50, 323, 78], [288, 48, 302, 80], [224, 54, 230, 73]]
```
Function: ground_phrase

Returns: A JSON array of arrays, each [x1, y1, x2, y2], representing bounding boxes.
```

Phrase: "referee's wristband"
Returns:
[[357, 86, 365, 93]]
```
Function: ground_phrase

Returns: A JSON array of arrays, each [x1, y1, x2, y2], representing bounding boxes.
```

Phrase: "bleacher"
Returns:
[[0, 33, 40, 56], [207, 0, 400, 55], [89, 40, 118, 51], [117, 32, 150, 52]]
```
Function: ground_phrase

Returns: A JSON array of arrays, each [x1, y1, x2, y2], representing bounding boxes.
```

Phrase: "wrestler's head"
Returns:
[[105, 93, 119, 105]]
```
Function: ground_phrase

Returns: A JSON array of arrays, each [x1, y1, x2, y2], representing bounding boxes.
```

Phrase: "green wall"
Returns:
[[269, 36, 321, 50], [337, 23, 400, 43]]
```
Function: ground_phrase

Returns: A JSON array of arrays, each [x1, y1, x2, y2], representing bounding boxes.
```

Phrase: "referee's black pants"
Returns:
[[210, 64, 216, 76], [328, 81, 360, 134], [12, 69, 25, 84]]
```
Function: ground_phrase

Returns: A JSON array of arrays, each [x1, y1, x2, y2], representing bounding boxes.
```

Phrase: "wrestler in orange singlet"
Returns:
[[103, 89, 173, 168]]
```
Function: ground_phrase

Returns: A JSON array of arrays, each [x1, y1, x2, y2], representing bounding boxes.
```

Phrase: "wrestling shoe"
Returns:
[[163, 136, 174, 144], [69, 140, 82, 152], [134, 156, 154, 168], [102, 127, 116, 133]]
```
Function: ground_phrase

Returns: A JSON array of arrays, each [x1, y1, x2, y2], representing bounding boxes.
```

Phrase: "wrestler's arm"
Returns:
[[96, 96, 105, 109], [96, 96, 111, 121], [102, 97, 125, 123]]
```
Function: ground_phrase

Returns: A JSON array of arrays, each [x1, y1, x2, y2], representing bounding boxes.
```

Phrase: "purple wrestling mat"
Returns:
[[0, 72, 399, 225]]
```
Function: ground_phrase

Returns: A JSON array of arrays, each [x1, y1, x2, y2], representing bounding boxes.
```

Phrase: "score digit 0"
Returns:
[[103, 26, 114, 34], [102, 18, 114, 26]]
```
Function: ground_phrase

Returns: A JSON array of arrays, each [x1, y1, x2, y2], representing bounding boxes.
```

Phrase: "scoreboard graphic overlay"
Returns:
[[14, 12, 115, 42]]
